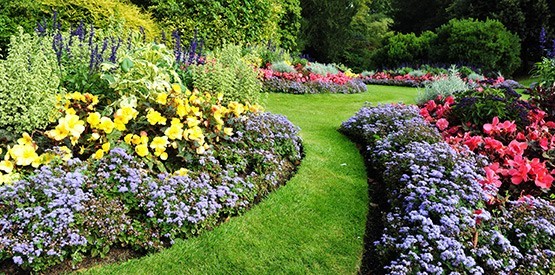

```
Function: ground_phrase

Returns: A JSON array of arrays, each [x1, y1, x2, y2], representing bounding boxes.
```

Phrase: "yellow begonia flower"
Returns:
[[150, 136, 169, 150], [87, 112, 101, 127], [224, 127, 233, 136], [124, 134, 134, 144], [186, 116, 201, 128], [135, 144, 149, 157], [146, 109, 167, 125], [176, 103, 188, 118], [114, 117, 127, 131], [131, 134, 142, 145], [185, 126, 204, 141], [174, 168, 188, 176], [139, 134, 149, 145], [156, 92, 168, 105], [165, 119, 184, 140], [17, 133, 34, 147], [0, 172, 19, 185], [0, 160, 14, 173], [50, 114, 85, 141], [102, 142, 110, 152], [98, 117, 115, 134], [158, 151, 168, 160], [172, 83, 182, 93], [65, 108, 77, 115], [93, 149, 104, 160], [9, 144, 39, 166]]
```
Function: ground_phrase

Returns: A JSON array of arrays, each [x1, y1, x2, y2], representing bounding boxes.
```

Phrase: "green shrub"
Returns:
[[149, 0, 301, 51], [416, 67, 468, 105], [0, 29, 62, 138], [432, 18, 521, 76], [0, 0, 46, 57], [0, 0, 159, 57], [41, 0, 160, 39], [372, 30, 437, 68], [184, 45, 262, 104]]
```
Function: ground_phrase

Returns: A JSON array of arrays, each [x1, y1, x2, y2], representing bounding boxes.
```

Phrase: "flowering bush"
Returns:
[[341, 103, 555, 274]]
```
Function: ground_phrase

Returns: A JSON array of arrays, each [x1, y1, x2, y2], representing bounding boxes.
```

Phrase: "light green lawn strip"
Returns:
[[85, 85, 416, 274]]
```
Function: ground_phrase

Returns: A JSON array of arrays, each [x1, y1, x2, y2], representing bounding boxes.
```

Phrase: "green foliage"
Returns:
[[101, 42, 181, 101], [40, 0, 160, 39], [528, 85, 555, 118], [416, 67, 468, 104], [0, 29, 62, 137], [184, 45, 262, 104], [447, 0, 552, 68], [0, 0, 46, 57], [532, 57, 555, 87], [149, 0, 301, 51], [0, 0, 159, 57], [432, 18, 521, 76], [390, 0, 451, 34], [373, 31, 437, 68], [449, 87, 531, 129], [340, 1, 392, 72]]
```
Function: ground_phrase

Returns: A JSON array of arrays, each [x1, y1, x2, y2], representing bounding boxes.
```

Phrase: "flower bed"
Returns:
[[259, 65, 367, 94], [341, 103, 555, 273], [360, 66, 523, 89], [0, 27, 303, 272]]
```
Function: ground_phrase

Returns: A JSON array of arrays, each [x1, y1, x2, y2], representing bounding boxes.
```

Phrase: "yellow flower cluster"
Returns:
[[0, 133, 72, 184], [1, 84, 264, 183]]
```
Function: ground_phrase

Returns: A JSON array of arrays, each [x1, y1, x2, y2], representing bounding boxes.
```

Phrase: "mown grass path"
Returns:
[[87, 86, 416, 274]]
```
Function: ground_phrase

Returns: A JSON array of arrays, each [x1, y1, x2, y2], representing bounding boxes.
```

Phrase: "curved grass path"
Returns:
[[86, 86, 416, 274]]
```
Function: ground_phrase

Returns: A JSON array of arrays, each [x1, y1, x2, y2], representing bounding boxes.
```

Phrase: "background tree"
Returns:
[[447, 0, 551, 73], [389, 0, 452, 34]]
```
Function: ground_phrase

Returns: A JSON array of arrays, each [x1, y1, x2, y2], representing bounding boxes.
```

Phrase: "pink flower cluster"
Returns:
[[259, 68, 356, 85], [420, 96, 555, 195]]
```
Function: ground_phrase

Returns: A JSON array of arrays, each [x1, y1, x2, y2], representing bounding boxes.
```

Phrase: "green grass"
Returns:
[[85, 85, 416, 274]]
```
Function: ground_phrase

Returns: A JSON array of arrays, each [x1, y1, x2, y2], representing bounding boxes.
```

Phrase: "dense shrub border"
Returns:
[[341, 104, 555, 273]]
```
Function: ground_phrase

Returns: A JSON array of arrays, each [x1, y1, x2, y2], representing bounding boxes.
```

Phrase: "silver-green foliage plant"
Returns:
[[188, 44, 262, 104], [416, 67, 469, 104], [270, 61, 296, 73], [305, 62, 339, 76], [0, 29, 62, 136]]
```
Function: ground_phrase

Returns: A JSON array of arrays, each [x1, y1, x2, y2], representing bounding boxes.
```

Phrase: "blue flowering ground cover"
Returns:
[[0, 112, 303, 273], [340, 104, 555, 274]]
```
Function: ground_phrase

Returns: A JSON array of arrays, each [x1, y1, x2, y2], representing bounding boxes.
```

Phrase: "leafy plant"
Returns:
[[532, 57, 555, 87], [184, 44, 262, 104], [0, 29, 62, 137], [416, 67, 468, 104]]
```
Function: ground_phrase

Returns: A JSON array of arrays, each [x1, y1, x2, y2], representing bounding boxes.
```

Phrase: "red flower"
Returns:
[[463, 134, 483, 151], [436, 118, 449, 131], [483, 137, 504, 152]]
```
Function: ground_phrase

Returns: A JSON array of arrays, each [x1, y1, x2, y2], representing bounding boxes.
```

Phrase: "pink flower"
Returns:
[[483, 137, 504, 152], [463, 134, 483, 151], [436, 118, 449, 131], [481, 162, 503, 188], [483, 116, 500, 135], [506, 155, 532, 185], [506, 140, 527, 157]]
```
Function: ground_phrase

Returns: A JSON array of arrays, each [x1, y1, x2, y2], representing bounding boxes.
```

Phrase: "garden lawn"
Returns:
[[85, 85, 416, 274]]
